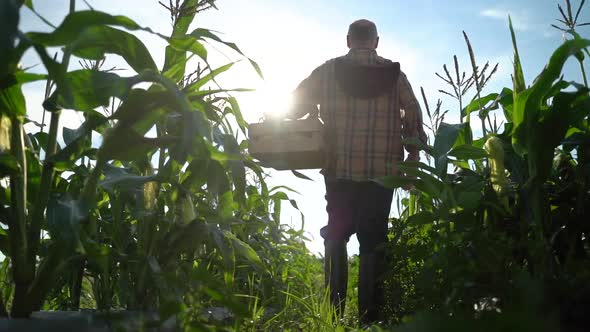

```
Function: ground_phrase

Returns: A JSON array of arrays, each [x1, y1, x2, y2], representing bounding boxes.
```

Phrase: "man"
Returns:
[[289, 19, 427, 323]]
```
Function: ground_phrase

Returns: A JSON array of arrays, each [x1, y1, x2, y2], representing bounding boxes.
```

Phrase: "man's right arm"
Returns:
[[287, 65, 324, 119]]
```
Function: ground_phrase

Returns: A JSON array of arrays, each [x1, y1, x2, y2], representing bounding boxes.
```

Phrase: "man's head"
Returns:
[[347, 19, 379, 50]]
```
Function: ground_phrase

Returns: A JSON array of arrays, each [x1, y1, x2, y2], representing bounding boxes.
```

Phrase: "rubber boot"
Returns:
[[324, 239, 348, 317], [358, 252, 384, 325]]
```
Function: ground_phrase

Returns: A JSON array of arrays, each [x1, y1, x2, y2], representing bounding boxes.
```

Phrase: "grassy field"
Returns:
[[1, 0, 590, 331]]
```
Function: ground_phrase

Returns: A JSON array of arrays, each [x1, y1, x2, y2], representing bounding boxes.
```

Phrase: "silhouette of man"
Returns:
[[289, 19, 426, 324]]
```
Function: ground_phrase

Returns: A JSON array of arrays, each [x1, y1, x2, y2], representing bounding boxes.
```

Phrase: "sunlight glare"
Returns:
[[245, 79, 295, 122]]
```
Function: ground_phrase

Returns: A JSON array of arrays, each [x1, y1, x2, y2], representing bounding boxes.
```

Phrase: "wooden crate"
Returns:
[[248, 117, 325, 170]]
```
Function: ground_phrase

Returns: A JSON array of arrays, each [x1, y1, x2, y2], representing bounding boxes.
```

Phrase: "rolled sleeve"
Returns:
[[399, 72, 427, 156]]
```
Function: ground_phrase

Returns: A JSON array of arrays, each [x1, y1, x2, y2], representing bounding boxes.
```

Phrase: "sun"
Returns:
[[256, 84, 293, 119], [238, 70, 297, 123]]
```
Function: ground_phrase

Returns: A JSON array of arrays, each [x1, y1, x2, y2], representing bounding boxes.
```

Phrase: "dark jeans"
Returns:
[[320, 178, 394, 253], [321, 178, 394, 323]]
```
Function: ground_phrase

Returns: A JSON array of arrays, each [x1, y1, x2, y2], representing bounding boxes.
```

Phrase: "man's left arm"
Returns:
[[399, 72, 427, 162]]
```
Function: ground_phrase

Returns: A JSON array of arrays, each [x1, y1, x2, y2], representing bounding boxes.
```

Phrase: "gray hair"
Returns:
[[347, 19, 378, 41]]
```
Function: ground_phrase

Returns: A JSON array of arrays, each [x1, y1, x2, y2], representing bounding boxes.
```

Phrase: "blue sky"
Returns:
[[19, 0, 590, 255]]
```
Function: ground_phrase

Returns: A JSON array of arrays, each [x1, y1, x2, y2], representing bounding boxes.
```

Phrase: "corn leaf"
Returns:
[[512, 38, 590, 156], [189, 28, 263, 79], [27, 11, 143, 45], [448, 144, 488, 160], [51, 70, 135, 112], [67, 25, 158, 73], [0, 0, 19, 78], [162, 0, 202, 80]]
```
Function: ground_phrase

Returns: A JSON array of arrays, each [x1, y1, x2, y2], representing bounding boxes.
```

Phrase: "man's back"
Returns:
[[292, 49, 426, 181]]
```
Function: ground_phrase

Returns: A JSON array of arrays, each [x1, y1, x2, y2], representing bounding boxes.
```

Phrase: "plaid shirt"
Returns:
[[291, 48, 427, 181]]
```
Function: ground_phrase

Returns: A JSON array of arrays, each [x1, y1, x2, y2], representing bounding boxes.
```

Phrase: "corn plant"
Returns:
[[378, 2, 590, 329], [0, 0, 312, 325]]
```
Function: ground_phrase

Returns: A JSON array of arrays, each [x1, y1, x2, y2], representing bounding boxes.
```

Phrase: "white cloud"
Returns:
[[544, 30, 560, 39], [480, 8, 531, 31], [480, 9, 510, 20]]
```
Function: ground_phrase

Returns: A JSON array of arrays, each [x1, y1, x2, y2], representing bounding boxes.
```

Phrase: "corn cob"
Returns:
[[484, 136, 509, 209]]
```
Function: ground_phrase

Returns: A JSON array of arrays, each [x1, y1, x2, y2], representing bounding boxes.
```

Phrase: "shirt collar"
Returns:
[[346, 48, 378, 62], [347, 48, 378, 56]]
